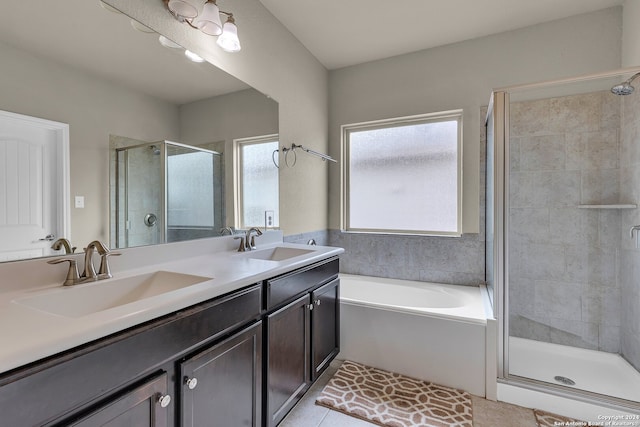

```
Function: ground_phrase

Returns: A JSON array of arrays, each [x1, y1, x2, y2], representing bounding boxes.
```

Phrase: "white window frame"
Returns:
[[341, 110, 463, 237], [234, 134, 279, 229]]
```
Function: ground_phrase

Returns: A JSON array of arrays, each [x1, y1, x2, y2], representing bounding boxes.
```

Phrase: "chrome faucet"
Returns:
[[48, 240, 120, 286], [234, 228, 263, 252], [246, 227, 263, 250], [51, 238, 76, 254], [83, 240, 120, 280]]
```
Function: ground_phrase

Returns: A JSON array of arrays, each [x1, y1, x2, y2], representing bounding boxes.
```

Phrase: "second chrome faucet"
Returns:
[[234, 228, 263, 252]]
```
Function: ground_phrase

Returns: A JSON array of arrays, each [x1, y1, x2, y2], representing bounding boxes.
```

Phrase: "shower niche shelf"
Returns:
[[577, 204, 637, 209]]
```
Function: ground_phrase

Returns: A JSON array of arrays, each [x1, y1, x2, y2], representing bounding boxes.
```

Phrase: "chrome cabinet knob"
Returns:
[[157, 394, 171, 408], [185, 377, 198, 390], [315, 299, 321, 306]]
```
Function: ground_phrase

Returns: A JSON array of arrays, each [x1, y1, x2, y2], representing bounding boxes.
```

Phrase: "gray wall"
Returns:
[[623, 0, 640, 67], [0, 39, 179, 247], [328, 8, 622, 284]]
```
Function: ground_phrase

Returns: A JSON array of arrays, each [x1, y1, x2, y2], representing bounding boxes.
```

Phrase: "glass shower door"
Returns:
[[500, 73, 640, 405]]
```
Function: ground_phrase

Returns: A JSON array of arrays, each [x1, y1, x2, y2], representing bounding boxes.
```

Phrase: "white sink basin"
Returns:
[[244, 246, 315, 261], [14, 271, 212, 318]]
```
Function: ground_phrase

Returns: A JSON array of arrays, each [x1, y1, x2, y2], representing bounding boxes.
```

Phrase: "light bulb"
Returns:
[[216, 19, 241, 53], [193, 0, 222, 36]]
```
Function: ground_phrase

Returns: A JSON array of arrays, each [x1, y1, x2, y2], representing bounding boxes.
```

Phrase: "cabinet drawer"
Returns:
[[0, 284, 262, 427], [266, 258, 338, 310], [66, 372, 169, 427]]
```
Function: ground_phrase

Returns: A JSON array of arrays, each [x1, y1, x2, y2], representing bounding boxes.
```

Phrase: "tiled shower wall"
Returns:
[[620, 91, 640, 370], [508, 91, 623, 353]]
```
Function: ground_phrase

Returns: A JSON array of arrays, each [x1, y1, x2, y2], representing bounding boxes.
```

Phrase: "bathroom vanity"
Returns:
[[0, 238, 341, 427]]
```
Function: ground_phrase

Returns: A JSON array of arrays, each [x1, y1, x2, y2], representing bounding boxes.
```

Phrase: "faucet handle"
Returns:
[[98, 252, 121, 279], [47, 258, 80, 286]]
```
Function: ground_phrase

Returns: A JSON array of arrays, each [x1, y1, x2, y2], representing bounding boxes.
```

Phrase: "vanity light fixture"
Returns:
[[164, 0, 241, 53]]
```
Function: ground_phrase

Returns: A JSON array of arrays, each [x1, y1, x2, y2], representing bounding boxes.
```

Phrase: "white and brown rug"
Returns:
[[534, 409, 585, 427], [316, 360, 473, 427]]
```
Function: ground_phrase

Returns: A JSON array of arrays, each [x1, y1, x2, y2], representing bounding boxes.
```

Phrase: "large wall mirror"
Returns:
[[0, 0, 279, 261]]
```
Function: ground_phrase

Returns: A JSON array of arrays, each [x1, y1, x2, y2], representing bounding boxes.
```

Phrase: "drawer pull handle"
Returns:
[[185, 377, 198, 390], [158, 394, 172, 408]]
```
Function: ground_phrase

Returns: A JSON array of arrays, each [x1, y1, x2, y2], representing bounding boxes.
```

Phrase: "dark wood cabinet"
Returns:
[[67, 373, 169, 427], [265, 257, 340, 427], [311, 278, 340, 381], [266, 294, 311, 427], [0, 284, 262, 427], [180, 321, 263, 427], [0, 256, 340, 427]]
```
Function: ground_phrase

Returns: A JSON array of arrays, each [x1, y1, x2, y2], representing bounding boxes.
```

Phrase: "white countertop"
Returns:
[[0, 239, 343, 374]]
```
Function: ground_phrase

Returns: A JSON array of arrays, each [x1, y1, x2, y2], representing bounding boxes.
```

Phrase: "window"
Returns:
[[342, 111, 462, 236], [235, 135, 279, 229]]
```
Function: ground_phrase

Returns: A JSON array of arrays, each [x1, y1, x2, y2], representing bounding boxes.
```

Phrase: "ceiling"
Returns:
[[0, 0, 249, 105], [259, 0, 625, 70]]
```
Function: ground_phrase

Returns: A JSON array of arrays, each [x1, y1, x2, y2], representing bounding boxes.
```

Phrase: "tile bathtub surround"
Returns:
[[508, 91, 626, 353], [328, 230, 485, 286]]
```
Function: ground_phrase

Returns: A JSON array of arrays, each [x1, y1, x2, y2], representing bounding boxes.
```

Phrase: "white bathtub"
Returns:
[[339, 274, 490, 396]]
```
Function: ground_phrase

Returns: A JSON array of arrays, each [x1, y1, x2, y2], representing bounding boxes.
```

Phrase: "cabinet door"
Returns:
[[266, 293, 311, 427], [311, 278, 340, 381], [180, 321, 262, 427], [67, 373, 169, 427]]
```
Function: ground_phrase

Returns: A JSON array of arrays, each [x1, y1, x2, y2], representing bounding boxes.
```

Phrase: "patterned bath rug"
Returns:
[[316, 360, 473, 427], [534, 409, 586, 427]]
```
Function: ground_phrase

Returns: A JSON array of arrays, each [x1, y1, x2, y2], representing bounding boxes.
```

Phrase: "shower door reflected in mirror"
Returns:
[[114, 141, 223, 249]]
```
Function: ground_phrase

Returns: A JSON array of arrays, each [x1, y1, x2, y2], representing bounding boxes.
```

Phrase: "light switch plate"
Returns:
[[75, 196, 85, 208]]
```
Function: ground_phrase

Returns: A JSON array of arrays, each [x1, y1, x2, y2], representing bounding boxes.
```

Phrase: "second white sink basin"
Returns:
[[245, 246, 315, 261], [14, 271, 212, 318]]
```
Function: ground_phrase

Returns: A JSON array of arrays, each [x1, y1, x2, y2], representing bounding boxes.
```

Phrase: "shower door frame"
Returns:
[[490, 67, 640, 411]]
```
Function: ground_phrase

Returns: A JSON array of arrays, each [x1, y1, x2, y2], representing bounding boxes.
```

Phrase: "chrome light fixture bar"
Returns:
[[164, 0, 241, 53]]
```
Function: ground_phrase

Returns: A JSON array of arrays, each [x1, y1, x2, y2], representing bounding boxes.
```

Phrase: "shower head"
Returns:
[[149, 145, 161, 155], [611, 72, 640, 96]]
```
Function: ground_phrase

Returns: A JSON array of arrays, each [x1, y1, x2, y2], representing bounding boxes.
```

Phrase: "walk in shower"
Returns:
[[113, 140, 224, 249], [487, 68, 640, 411]]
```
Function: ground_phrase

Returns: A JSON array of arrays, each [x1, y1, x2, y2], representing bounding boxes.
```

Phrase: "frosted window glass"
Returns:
[[241, 140, 279, 227], [348, 119, 459, 233], [167, 150, 214, 227]]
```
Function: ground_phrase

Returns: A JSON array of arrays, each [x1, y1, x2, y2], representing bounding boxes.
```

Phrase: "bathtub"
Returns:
[[339, 274, 491, 396]]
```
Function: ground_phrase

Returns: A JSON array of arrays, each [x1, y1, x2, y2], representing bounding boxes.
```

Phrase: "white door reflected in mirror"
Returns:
[[0, 110, 69, 261]]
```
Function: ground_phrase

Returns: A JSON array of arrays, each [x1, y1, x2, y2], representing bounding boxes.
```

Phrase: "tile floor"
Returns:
[[280, 360, 540, 427]]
